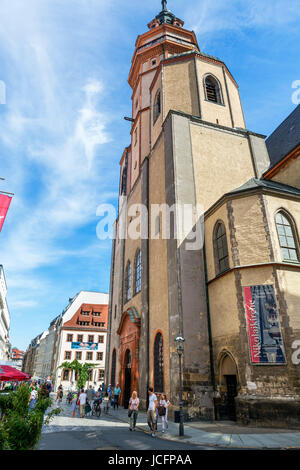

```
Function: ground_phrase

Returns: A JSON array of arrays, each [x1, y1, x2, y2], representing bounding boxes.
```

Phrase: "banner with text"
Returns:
[[71, 342, 98, 351], [0, 194, 12, 232], [243, 285, 286, 364]]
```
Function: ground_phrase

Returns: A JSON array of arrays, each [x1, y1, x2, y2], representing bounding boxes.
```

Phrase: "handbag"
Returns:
[[158, 405, 166, 416]]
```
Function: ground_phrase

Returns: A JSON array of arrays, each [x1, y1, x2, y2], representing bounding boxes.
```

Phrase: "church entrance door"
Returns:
[[124, 349, 132, 409]]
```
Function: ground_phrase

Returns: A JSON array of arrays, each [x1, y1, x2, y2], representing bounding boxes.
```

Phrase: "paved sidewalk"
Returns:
[[42, 396, 300, 449], [108, 407, 300, 449]]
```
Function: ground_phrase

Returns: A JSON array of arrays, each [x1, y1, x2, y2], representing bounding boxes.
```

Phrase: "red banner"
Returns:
[[0, 194, 12, 232], [244, 286, 261, 363]]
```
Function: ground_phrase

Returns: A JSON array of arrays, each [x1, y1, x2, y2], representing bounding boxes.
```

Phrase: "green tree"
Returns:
[[0, 384, 61, 450], [58, 359, 97, 390]]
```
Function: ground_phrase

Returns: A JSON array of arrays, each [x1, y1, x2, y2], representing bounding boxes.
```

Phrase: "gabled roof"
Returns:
[[266, 104, 300, 168], [227, 177, 300, 197]]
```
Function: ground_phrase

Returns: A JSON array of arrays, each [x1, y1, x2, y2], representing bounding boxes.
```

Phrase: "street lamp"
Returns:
[[175, 335, 185, 437]]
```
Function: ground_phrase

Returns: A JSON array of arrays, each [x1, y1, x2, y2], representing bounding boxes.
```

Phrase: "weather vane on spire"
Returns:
[[162, 0, 167, 11]]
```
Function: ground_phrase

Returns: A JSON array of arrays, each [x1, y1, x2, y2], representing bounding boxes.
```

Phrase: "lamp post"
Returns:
[[175, 335, 185, 437]]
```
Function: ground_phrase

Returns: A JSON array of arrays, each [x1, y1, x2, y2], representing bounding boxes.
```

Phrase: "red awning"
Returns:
[[0, 365, 31, 381]]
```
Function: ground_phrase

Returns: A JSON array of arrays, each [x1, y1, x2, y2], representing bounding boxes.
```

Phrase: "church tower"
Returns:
[[106, 2, 275, 421]]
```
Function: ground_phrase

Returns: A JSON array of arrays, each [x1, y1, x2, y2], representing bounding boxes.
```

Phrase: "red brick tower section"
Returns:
[[126, 7, 200, 190]]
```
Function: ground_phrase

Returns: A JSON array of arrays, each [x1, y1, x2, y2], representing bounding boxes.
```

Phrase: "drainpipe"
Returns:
[[146, 156, 150, 410], [203, 243, 217, 420]]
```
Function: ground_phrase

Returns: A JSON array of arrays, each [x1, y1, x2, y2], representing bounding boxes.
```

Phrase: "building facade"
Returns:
[[11, 348, 25, 370], [105, 3, 300, 427], [0, 265, 10, 361], [53, 291, 108, 391], [22, 334, 42, 377]]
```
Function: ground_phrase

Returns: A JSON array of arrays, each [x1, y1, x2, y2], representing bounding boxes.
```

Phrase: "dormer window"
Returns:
[[204, 75, 223, 105]]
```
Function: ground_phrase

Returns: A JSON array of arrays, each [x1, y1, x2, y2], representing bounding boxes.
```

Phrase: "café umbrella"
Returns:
[[0, 365, 31, 381]]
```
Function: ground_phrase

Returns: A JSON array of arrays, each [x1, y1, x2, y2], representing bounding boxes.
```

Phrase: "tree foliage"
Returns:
[[58, 359, 97, 390], [0, 384, 61, 450]]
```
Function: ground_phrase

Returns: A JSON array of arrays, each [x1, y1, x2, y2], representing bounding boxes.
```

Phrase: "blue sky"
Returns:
[[0, 0, 299, 351]]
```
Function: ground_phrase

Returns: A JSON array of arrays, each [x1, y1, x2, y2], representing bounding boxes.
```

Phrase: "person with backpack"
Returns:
[[158, 393, 171, 433]]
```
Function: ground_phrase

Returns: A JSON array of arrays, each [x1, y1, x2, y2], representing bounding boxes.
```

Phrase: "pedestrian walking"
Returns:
[[128, 391, 139, 431], [55, 385, 63, 404], [46, 381, 52, 395], [103, 391, 110, 413], [79, 388, 87, 418], [113, 383, 121, 410], [155, 393, 161, 429], [30, 381, 38, 392], [28, 387, 38, 410], [147, 387, 157, 438], [41, 382, 49, 398], [158, 393, 171, 433], [71, 393, 78, 418], [107, 384, 113, 405], [87, 385, 95, 410]]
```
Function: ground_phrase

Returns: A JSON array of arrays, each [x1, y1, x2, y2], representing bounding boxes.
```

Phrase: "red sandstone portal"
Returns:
[[117, 308, 141, 407]]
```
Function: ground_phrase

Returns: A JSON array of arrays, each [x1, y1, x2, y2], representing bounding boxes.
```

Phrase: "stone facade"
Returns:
[[105, 5, 300, 427]]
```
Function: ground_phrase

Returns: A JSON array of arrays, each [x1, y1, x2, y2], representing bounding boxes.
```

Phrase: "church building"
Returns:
[[105, 1, 300, 427]]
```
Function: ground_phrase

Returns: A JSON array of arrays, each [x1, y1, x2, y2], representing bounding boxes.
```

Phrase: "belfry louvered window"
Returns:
[[276, 212, 299, 262], [111, 349, 116, 388], [205, 75, 223, 104], [154, 332, 164, 393], [214, 222, 229, 274]]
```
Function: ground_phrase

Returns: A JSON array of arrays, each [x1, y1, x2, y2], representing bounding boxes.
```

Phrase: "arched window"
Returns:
[[214, 222, 229, 274], [154, 332, 164, 393], [153, 90, 161, 124], [125, 262, 132, 302], [204, 75, 223, 104], [276, 211, 299, 262], [111, 349, 116, 388], [135, 250, 142, 294]]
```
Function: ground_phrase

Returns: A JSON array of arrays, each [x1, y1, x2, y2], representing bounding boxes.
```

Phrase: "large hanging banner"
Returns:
[[71, 342, 98, 351], [0, 194, 12, 232], [243, 285, 286, 364]]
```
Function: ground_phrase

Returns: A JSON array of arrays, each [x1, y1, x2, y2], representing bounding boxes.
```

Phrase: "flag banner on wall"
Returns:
[[243, 285, 286, 364], [71, 342, 98, 351], [0, 194, 12, 232]]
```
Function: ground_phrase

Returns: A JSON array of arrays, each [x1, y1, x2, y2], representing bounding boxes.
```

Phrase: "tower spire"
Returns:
[[161, 0, 167, 11]]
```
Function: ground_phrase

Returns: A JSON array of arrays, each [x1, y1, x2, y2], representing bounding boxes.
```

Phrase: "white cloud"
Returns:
[[0, 1, 116, 283], [184, 0, 300, 37]]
